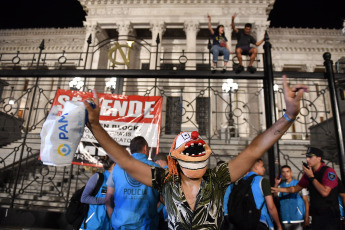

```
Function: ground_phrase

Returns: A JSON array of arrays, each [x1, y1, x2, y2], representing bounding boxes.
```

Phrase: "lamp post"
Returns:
[[273, 83, 279, 92], [69, 77, 84, 91], [222, 79, 238, 140], [106, 77, 117, 94], [8, 87, 14, 105]]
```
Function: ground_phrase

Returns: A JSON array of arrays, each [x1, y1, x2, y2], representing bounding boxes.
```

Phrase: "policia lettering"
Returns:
[[123, 171, 147, 197]]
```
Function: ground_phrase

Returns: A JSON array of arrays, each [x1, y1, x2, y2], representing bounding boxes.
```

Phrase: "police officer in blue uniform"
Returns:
[[80, 156, 115, 230], [108, 136, 160, 230], [274, 165, 309, 230], [272, 147, 340, 230]]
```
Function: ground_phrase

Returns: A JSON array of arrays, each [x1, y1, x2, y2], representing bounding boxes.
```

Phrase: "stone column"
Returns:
[[83, 23, 98, 70], [150, 21, 166, 70], [95, 27, 109, 70], [184, 21, 199, 70], [254, 23, 268, 69], [83, 23, 109, 71], [115, 22, 134, 70], [117, 22, 133, 42]]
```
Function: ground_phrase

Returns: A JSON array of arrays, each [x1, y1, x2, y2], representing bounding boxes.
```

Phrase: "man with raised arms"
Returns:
[[84, 76, 308, 229]]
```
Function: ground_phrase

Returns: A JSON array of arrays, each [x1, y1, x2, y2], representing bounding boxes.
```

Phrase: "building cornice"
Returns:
[[0, 27, 86, 37], [79, 0, 274, 23], [271, 46, 345, 54], [0, 28, 86, 52], [79, 0, 275, 5], [0, 45, 85, 52], [268, 27, 345, 54], [268, 27, 343, 37]]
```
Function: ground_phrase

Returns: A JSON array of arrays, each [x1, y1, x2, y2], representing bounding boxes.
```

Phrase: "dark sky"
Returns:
[[0, 0, 344, 29]]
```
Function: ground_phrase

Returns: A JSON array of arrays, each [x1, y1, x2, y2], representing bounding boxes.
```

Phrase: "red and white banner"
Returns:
[[51, 89, 163, 167]]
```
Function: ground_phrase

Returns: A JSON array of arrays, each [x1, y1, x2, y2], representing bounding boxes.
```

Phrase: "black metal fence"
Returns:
[[0, 35, 344, 216]]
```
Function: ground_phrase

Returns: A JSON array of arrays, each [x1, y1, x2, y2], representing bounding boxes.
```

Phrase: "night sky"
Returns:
[[0, 0, 344, 29]]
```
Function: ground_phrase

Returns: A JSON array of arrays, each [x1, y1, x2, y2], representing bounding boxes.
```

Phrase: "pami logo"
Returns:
[[58, 113, 69, 140], [57, 144, 71, 156], [57, 113, 70, 156]]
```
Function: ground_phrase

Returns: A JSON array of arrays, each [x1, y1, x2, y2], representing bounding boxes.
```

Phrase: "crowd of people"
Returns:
[[76, 76, 343, 230]]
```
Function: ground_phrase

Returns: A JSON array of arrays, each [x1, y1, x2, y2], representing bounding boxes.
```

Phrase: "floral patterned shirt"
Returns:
[[151, 163, 231, 229]]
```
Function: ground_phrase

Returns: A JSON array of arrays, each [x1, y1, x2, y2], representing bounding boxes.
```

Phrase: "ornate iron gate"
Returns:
[[0, 37, 344, 215]]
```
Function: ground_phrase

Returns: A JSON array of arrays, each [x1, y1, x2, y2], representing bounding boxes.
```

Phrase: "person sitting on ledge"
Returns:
[[232, 13, 265, 74], [208, 14, 231, 74]]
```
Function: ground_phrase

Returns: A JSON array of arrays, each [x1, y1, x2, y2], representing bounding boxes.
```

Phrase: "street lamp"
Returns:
[[8, 87, 15, 105], [69, 77, 84, 91], [273, 83, 279, 92], [106, 77, 117, 94], [222, 79, 238, 127]]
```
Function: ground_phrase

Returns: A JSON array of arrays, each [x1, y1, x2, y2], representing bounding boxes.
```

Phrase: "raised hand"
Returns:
[[303, 164, 314, 178], [282, 75, 309, 119], [84, 89, 100, 130]]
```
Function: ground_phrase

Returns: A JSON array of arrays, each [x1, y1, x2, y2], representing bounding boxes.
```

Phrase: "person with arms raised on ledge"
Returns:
[[208, 14, 231, 74], [232, 13, 264, 74]]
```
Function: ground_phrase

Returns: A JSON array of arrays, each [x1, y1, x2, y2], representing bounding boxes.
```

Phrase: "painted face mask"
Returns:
[[169, 131, 212, 179]]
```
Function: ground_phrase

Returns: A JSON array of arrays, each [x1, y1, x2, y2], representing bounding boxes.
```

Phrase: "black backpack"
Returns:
[[65, 172, 104, 230], [227, 174, 265, 230]]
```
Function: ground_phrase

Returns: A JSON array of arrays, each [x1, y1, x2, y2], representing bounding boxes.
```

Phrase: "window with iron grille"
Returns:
[[165, 96, 182, 135], [196, 97, 209, 136]]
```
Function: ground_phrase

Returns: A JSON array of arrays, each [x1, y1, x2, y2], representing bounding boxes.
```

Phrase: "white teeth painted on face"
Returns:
[[185, 145, 189, 148], [198, 143, 202, 146], [203, 144, 206, 148], [202, 151, 206, 154], [177, 158, 210, 170], [191, 143, 194, 146], [192, 154, 195, 156]]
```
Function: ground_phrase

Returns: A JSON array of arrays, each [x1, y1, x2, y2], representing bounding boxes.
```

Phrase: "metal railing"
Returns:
[[0, 35, 344, 214]]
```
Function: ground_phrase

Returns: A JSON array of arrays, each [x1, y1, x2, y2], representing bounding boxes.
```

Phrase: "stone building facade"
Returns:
[[0, 0, 344, 192]]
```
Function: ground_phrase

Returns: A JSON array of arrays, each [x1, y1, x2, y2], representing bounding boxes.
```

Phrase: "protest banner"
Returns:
[[45, 89, 162, 167]]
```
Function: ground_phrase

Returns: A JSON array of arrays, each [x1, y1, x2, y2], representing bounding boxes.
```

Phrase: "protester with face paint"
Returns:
[[272, 147, 340, 230], [84, 75, 308, 229]]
